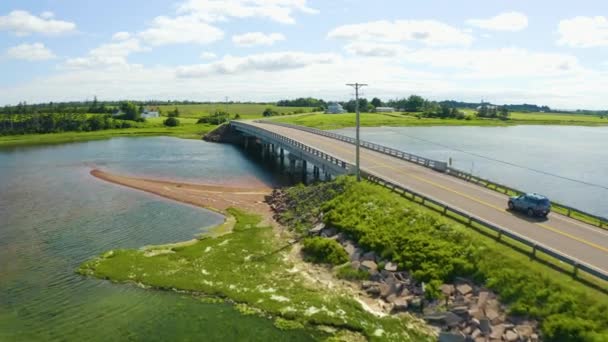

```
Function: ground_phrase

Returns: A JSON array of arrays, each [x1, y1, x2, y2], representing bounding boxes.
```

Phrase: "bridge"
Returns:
[[230, 120, 608, 284]]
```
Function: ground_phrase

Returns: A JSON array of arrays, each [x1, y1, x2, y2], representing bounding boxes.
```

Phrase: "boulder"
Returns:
[[441, 284, 455, 296], [451, 306, 469, 316], [378, 283, 392, 298], [361, 251, 377, 261], [468, 306, 483, 320], [504, 330, 518, 342], [424, 312, 447, 325], [390, 297, 408, 312], [515, 324, 534, 339], [471, 328, 481, 339], [364, 285, 381, 297], [360, 260, 378, 273], [350, 260, 361, 270], [470, 318, 480, 328], [384, 261, 398, 272], [444, 312, 463, 328], [320, 227, 337, 237], [438, 332, 465, 342], [457, 284, 473, 296], [484, 308, 501, 325], [310, 223, 325, 235], [531, 333, 539, 342], [361, 281, 374, 289], [489, 324, 505, 340], [479, 318, 491, 335]]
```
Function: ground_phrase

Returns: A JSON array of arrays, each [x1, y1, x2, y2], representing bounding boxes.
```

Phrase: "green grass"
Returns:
[[157, 104, 317, 120], [279, 177, 608, 341], [0, 119, 214, 148], [78, 208, 435, 342], [270, 112, 608, 130]]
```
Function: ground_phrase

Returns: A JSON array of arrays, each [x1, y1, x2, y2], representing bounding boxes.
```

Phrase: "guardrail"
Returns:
[[445, 167, 608, 230], [257, 120, 447, 172], [258, 120, 607, 230], [231, 121, 351, 173], [234, 120, 608, 284], [363, 172, 608, 284]]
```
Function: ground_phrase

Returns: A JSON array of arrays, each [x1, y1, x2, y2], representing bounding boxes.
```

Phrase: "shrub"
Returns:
[[336, 265, 369, 281], [302, 237, 348, 265], [163, 117, 180, 127]]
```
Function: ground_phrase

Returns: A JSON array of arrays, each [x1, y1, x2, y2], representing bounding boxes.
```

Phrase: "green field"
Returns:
[[0, 117, 214, 148], [270, 112, 608, 130], [157, 104, 317, 119]]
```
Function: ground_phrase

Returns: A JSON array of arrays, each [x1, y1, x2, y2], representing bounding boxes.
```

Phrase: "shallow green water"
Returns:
[[0, 137, 314, 341]]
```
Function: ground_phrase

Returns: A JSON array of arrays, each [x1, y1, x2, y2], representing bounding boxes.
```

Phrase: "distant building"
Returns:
[[141, 107, 160, 118], [375, 107, 395, 113], [325, 102, 345, 114]]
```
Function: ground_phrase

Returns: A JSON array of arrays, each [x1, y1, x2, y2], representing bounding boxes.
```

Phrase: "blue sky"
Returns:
[[1, 0, 608, 109]]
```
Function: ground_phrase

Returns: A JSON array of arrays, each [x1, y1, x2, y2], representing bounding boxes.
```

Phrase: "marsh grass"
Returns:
[[78, 208, 435, 341]]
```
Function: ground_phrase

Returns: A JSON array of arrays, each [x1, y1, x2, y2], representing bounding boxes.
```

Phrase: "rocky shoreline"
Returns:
[[269, 188, 541, 342]]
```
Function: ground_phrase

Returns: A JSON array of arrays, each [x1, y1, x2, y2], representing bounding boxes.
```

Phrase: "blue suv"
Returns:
[[508, 193, 551, 217]]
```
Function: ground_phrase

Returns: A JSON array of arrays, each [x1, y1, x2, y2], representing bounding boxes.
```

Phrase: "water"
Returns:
[[333, 125, 608, 218], [0, 137, 314, 341]]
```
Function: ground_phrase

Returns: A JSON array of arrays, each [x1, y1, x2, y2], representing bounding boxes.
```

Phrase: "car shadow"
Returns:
[[506, 208, 550, 223]]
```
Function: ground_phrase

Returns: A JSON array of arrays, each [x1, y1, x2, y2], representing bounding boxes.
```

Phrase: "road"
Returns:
[[247, 121, 608, 275]]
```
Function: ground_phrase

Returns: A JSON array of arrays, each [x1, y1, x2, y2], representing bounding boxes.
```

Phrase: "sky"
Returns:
[[1, 0, 608, 109]]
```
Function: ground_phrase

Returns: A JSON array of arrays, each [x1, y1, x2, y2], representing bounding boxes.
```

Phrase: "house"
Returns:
[[325, 102, 345, 114], [141, 107, 160, 118], [375, 107, 395, 113]]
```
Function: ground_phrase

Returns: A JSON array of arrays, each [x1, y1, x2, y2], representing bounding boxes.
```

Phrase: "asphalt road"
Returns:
[[249, 121, 608, 275]]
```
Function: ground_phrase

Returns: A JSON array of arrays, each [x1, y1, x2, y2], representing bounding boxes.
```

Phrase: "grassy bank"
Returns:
[[279, 178, 608, 341], [78, 208, 435, 341], [0, 118, 214, 148], [158, 104, 316, 120], [270, 112, 608, 130]]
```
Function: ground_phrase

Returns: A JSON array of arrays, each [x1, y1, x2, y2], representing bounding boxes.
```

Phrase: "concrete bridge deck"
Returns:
[[243, 120, 608, 277]]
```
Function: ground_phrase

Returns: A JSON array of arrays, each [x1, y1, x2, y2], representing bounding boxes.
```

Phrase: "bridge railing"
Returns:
[[258, 120, 607, 230], [256, 120, 448, 172], [231, 121, 351, 172], [363, 172, 608, 284], [234, 120, 607, 284]]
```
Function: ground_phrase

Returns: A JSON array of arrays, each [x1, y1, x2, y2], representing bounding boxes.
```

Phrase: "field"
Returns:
[[157, 104, 317, 119], [270, 111, 608, 130], [0, 117, 214, 148]]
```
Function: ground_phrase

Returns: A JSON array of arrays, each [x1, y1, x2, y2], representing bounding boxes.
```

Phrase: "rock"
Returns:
[[471, 328, 481, 339], [515, 324, 533, 338], [310, 223, 325, 235], [530, 333, 539, 342], [479, 318, 491, 335], [441, 284, 455, 296], [484, 308, 501, 325], [468, 307, 483, 320], [361, 251, 377, 261], [364, 285, 381, 297], [444, 312, 463, 328], [360, 260, 378, 273], [320, 227, 337, 237], [470, 318, 480, 328], [378, 283, 391, 298], [350, 260, 361, 270], [390, 297, 408, 312], [361, 281, 374, 289], [489, 324, 505, 340], [424, 312, 447, 325], [504, 330, 518, 342], [408, 297, 422, 310], [439, 332, 466, 342], [477, 291, 488, 307], [474, 338, 485, 342], [457, 284, 473, 296], [451, 306, 469, 316], [384, 261, 398, 272]]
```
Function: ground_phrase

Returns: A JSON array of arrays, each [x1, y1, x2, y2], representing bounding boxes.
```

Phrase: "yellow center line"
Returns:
[[280, 127, 608, 254]]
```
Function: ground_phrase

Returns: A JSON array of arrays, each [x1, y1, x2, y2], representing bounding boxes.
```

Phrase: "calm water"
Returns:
[[0, 137, 313, 341], [333, 125, 608, 217]]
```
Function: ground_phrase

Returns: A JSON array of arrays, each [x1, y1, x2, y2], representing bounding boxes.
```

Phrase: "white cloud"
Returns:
[[0, 10, 76, 36], [64, 38, 146, 69], [558, 16, 608, 48], [466, 12, 528, 32], [40, 11, 54, 19], [200, 52, 217, 60], [6, 43, 56, 61], [344, 42, 406, 57], [112, 31, 131, 41], [328, 20, 473, 46], [176, 51, 339, 78], [232, 32, 285, 47], [177, 0, 318, 24], [138, 15, 224, 46]]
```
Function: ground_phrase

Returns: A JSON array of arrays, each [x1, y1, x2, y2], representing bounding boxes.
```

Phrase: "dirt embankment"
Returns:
[[90, 169, 272, 216]]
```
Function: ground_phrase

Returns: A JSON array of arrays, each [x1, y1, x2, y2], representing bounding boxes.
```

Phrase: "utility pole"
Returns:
[[346, 82, 367, 182]]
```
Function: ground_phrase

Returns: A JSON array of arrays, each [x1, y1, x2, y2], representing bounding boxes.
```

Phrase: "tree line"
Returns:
[[0, 112, 132, 135]]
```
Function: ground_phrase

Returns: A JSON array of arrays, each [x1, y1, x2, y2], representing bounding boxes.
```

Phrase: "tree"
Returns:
[[404, 95, 425, 112], [263, 108, 278, 117], [371, 97, 383, 108], [164, 117, 180, 126], [168, 107, 180, 117], [119, 101, 140, 121], [498, 106, 510, 120]]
